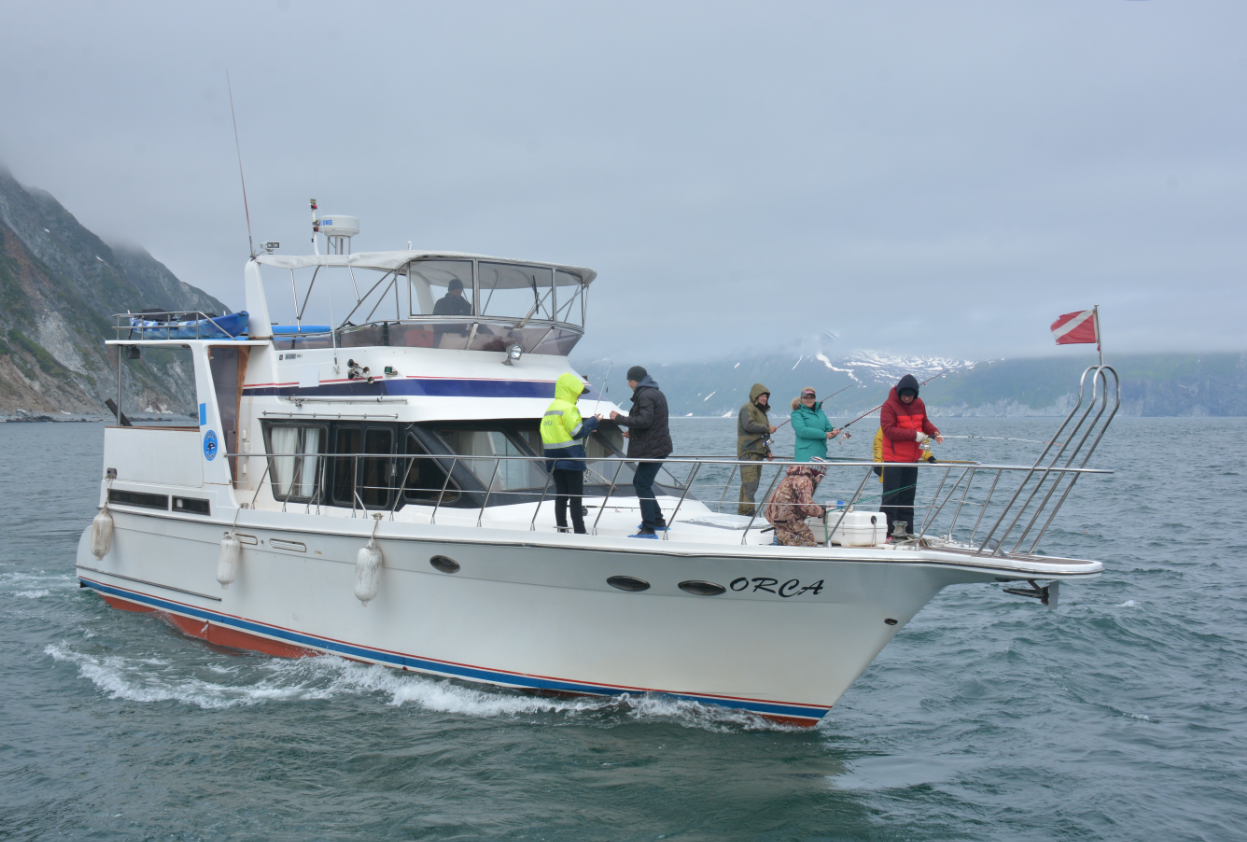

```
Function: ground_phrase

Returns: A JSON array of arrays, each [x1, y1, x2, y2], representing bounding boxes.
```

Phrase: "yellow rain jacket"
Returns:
[[541, 373, 600, 471]]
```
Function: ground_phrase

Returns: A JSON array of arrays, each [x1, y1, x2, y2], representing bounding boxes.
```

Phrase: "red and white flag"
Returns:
[[1050, 309, 1098, 345]]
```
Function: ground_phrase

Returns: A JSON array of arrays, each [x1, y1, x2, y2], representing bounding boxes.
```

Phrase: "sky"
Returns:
[[1, 1, 1244, 364]]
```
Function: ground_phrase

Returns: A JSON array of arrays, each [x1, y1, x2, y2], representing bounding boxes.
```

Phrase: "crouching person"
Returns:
[[764, 458, 830, 547], [541, 373, 601, 534]]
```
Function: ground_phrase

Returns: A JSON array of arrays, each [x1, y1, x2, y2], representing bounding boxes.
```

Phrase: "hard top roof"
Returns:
[[255, 250, 596, 286]]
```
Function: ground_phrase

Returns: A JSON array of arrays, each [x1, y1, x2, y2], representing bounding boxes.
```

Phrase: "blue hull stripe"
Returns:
[[80, 577, 828, 721], [244, 379, 601, 401]]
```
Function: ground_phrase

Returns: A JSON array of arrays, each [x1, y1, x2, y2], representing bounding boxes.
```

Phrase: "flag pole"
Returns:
[[1093, 304, 1103, 367]]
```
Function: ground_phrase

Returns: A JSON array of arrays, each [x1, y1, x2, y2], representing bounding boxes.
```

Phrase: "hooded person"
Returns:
[[790, 387, 842, 463], [610, 366, 673, 537], [764, 458, 830, 547], [432, 277, 472, 347], [736, 383, 777, 516], [540, 373, 601, 534], [878, 374, 944, 537]]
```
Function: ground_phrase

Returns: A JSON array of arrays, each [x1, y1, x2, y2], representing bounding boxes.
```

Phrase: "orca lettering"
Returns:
[[727, 576, 825, 598], [751, 577, 778, 594]]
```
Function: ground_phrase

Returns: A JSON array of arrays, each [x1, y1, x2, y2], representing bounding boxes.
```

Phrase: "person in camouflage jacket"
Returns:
[[764, 459, 830, 547]]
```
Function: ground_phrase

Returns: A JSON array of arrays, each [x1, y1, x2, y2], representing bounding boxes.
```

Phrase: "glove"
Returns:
[[915, 431, 929, 443]]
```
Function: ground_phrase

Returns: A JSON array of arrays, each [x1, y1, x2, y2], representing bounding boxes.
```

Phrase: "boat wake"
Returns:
[[43, 644, 798, 731]]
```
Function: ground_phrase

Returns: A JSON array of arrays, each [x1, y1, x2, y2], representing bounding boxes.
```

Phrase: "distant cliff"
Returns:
[[574, 351, 1247, 418], [0, 166, 228, 417]]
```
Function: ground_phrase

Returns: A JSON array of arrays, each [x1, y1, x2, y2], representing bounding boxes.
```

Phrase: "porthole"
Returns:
[[884, 618, 898, 625], [678, 580, 726, 597], [607, 575, 650, 592], [430, 555, 460, 574]]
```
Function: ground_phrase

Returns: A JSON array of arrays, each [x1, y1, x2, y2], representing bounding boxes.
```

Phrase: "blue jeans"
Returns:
[[633, 460, 664, 530]]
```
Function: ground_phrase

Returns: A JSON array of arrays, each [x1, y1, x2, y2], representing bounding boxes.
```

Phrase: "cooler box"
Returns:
[[806, 509, 887, 547]]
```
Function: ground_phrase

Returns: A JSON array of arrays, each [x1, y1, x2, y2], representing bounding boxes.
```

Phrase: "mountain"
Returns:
[[0, 166, 228, 417], [574, 350, 1247, 418]]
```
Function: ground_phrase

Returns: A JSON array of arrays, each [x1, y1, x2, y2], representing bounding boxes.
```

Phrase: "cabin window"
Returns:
[[265, 423, 326, 503], [330, 426, 395, 508], [405, 259, 475, 350], [403, 433, 461, 504], [434, 428, 547, 498], [478, 263, 556, 323]]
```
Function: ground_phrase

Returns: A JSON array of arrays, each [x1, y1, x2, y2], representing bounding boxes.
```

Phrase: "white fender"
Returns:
[[90, 508, 114, 559], [355, 539, 383, 605], [217, 534, 241, 588]]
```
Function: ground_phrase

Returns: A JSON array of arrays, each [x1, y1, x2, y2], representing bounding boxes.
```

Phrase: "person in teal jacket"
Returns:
[[790, 387, 841, 462]]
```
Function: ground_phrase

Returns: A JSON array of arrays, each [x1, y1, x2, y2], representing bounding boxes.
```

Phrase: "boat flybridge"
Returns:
[[77, 235, 1120, 726]]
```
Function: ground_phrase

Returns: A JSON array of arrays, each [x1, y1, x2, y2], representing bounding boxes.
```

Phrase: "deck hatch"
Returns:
[[108, 489, 169, 511]]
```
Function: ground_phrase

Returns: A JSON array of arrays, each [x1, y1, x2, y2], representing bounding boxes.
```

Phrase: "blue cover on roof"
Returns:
[[128, 311, 249, 339]]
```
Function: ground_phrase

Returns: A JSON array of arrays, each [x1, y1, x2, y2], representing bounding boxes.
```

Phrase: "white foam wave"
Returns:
[[1118, 600, 1139, 608], [44, 645, 798, 730], [15, 589, 49, 599]]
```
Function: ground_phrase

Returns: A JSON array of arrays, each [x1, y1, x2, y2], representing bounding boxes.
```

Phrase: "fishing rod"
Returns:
[[942, 435, 1052, 445], [591, 361, 613, 416], [772, 384, 855, 433], [837, 368, 953, 433]]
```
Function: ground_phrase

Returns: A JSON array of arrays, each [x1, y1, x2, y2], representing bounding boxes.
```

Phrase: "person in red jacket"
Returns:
[[879, 374, 944, 537]]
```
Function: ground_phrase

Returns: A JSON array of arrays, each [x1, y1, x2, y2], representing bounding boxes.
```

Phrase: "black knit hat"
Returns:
[[627, 365, 648, 381]]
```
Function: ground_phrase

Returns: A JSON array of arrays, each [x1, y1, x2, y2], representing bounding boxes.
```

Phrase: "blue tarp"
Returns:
[[128, 311, 249, 339], [271, 325, 331, 334]]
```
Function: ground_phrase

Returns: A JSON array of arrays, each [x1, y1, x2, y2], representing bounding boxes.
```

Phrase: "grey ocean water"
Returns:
[[2, 417, 1245, 841]]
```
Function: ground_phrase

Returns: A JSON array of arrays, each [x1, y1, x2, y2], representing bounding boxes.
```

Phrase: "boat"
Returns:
[[75, 221, 1120, 726]]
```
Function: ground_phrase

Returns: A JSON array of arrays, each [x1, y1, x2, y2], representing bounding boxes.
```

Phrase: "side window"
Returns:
[[361, 428, 394, 508], [265, 424, 326, 503], [403, 433, 460, 504], [332, 427, 362, 506]]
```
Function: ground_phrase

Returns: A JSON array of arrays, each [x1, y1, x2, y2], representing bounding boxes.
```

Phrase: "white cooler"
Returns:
[[805, 509, 887, 547]]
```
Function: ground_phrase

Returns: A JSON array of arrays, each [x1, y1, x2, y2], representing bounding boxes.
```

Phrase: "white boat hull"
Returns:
[[76, 507, 1100, 725]]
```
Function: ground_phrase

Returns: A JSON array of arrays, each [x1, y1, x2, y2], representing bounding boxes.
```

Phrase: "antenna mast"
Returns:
[[226, 71, 255, 258]]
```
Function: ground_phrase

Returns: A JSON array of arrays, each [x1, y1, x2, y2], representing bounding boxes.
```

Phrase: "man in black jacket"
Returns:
[[610, 365, 673, 538]]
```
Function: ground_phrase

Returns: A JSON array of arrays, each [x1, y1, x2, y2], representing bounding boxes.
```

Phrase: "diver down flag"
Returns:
[[1050, 309, 1098, 345]]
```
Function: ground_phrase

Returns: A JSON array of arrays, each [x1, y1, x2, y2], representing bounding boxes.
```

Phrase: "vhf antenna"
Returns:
[[226, 71, 255, 259]]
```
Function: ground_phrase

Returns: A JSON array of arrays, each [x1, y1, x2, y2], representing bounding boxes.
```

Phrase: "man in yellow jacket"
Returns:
[[541, 373, 601, 534]]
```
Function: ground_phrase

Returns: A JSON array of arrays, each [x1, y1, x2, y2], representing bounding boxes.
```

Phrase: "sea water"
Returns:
[[1, 418, 1245, 841]]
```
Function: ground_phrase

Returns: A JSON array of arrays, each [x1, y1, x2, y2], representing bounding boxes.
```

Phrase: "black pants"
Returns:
[[880, 464, 918, 536], [553, 469, 585, 534]]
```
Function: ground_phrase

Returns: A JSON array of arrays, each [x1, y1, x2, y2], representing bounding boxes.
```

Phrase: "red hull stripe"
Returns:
[[80, 577, 829, 724]]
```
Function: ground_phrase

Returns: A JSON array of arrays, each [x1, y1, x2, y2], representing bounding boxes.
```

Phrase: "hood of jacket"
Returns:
[[791, 397, 823, 412], [750, 382, 771, 410], [632, 374, 660, 396], [896, 373, 920, 397], [555, 372, 586, 404], [785, 463, 826, 481]]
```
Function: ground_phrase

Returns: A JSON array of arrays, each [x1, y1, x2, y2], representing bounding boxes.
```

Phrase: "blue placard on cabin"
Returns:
[[199, 403, 207, 426], [203, 430, 218, 461]]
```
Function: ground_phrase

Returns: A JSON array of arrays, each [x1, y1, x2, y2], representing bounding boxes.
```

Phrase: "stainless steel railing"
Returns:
[[225, 449, 1111, 554]]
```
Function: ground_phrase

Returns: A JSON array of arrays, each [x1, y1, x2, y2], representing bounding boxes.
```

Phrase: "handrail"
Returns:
[[229, 449, 1112, 555]]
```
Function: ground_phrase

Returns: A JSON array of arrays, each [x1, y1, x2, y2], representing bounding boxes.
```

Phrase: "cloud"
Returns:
[[1, 1, 1244, 363]]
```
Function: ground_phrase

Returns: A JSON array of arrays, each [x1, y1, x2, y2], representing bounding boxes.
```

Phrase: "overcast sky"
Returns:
[[2, 1, 1243, 363]]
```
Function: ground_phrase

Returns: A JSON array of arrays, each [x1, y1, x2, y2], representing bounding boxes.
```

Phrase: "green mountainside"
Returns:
[[0, 166, 227, 417]]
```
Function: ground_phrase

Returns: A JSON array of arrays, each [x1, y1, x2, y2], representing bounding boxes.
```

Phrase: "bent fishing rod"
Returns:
[[837, 368, 953, 433]]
